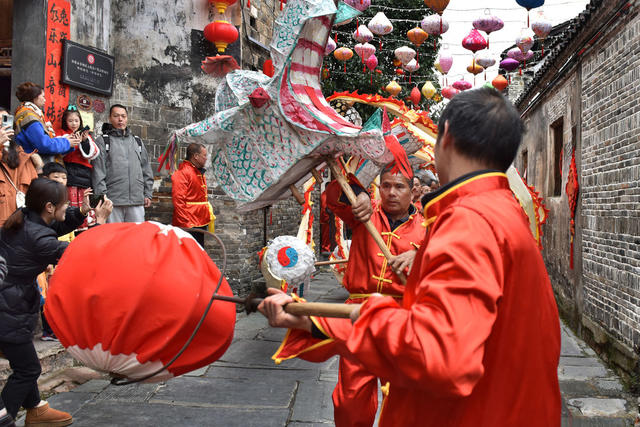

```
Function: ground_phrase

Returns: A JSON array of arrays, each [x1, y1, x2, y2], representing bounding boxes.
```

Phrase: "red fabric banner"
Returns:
[[44, 0, 71, 135]]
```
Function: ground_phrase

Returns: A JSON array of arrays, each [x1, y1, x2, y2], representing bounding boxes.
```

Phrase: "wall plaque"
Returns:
[[62, 39, 115, 96]]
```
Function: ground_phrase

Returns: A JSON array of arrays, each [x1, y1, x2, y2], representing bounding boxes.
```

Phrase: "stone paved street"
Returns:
[[15, 270, 638, 426]]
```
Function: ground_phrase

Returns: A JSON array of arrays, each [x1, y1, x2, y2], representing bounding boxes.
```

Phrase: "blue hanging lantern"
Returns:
[[515, 0, 545, 26]]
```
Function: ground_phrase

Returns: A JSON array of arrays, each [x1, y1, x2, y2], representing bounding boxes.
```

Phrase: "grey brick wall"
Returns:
[[580, 11, 640, 352]]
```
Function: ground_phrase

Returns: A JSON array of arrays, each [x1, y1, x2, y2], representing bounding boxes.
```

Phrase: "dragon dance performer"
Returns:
[[269, 161, 426, 426], [261, 88, 561, 426]]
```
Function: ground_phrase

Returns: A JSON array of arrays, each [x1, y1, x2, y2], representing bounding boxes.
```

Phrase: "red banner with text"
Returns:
[[44, 0, 71, 135]]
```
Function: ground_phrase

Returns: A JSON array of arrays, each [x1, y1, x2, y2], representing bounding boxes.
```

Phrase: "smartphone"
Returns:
[[79, 125, 90, 133], [2, 114, 13, 128], [89, 194, 105, 208]]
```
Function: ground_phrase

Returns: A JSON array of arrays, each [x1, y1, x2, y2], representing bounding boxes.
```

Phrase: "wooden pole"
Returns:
[[315, 259, 348, 266], [289, 185, 305, 205], [210, 294, 358, 319], [326, 158, 406, 284]]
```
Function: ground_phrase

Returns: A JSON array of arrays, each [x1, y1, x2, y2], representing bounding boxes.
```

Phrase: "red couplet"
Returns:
[[45, 222, 236, 382]]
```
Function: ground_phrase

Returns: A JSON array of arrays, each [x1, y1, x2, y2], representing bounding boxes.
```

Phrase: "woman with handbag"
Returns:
[[0, 177, 89, 426]]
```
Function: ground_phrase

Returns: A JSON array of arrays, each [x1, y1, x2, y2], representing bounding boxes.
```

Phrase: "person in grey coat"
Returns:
[[91, 104, 153, 223]]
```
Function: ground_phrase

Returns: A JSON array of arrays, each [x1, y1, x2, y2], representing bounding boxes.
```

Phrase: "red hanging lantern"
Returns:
[[410, 87, 421, 107], [263, 59, 275, 77], [204, 21, 239, 54], [210, 0, 238, 14]]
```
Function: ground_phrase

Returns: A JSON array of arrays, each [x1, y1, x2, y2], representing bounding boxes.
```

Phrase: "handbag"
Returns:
[[0, 163, 26, 208]]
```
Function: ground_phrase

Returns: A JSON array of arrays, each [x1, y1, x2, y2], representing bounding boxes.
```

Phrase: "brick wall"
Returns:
[[580, 10, 640, 353]]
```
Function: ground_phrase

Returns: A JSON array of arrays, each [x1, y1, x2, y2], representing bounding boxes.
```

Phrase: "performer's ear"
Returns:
[[439, 121, 453, 152]]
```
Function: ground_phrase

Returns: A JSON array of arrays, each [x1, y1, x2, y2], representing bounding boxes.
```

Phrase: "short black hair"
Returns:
[[109, 104, 128, 115], [43, 162, 67, 177], [438, 87, 524, 172], [186, 143, 206, 160], [0, 106, 8, 114]]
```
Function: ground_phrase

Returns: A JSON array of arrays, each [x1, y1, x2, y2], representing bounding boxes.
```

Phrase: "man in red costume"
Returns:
[[267, 162, 425, 427], [171, 143, 213, 246], [261, 87, 561, 426]]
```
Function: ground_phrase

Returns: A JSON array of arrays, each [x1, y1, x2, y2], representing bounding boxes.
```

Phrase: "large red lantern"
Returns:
[[210, 0, 238, 14], [204, 21, 239, 53], [45, 222, 236, 382]]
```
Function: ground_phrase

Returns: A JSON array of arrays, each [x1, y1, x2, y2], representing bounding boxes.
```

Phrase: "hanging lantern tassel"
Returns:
[[280, 0, 284, 11], [247, 0, 250, 8], [519, 66, 522, 76]]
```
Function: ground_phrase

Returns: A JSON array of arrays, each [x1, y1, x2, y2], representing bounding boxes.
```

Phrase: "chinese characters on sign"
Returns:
[[62, 40, 115, 96], [44, 0, 71, 135]]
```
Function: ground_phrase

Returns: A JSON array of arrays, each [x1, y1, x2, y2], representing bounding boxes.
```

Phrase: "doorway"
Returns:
[[0, 0, 13, 110]]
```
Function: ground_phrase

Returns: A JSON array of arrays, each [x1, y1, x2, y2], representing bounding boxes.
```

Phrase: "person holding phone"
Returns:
[[13, 82, 81, 164], [0, 107, 38, 227], [60, 106, 100, 231]]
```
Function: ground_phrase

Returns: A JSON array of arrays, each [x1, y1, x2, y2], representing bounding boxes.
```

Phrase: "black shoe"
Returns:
[[0, 413, 16, 427]]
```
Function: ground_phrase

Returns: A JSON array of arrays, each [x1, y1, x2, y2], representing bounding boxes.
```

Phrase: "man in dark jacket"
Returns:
[[91, 104, 153, 223]]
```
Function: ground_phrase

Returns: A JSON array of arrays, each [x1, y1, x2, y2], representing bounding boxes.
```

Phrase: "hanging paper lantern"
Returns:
[[472, 10, 504, 48], [421, 81, 437, 99], [324, 37, 337, 56], [262, 59, 275, 77], [462, 29, 488, 54], [421, 15, 449, 40], [438, 52, 453, 74], [395, 68, 405, 76], [442, 86, 460, 100], [500, 57, 520, 72], [404, 58, 420, 74], [203, 21, 239, 53], [410, 87, 422, 107], [210, 0, 238, 14], [355, 43, 376, 62], [45, 222, 236, 382], [531, 11, 553, 56], [424, 0, 450, 15], [354, 25, 374, 43], [492, 75, 509, 91], [508, 47, 534, 63], [366, 54, 378, 72], [385, 80, 402, 97], [394, 46, 416, 66], [368, 12, 393, 37], [434, 60, 443, 73], [407, 27, 429, 48], [475, 51, 496, 70], [393, 58, 403, 67], [344, 0, 371, 12], [467, 62, 484, 75], [453, 80, 472, 91], [334, 47, 353, 72], [516, 28, 535, 54]]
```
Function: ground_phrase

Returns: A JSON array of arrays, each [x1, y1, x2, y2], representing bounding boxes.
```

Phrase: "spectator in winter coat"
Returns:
[[13, 82, 80, 164], [0, 177, 90, 426], [91, 104, 153, 223]]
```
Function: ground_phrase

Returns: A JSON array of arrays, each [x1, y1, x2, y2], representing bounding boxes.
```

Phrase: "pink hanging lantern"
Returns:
[[355, 42, 376, 72], [437, 51, 453, 86], [344, 0, 371, 12], [472, 9, 504, 48], [453, 80, 472, 91], [421, 15, 449, 49], [404, 58, 420, 83], [366, 54, 378, 84], [516, 28, 535, 53], [353, 25, 374, 43], [324, 37, 336, 56], [462, 29, 488, 54], [442, 86, 460, 100], [508, 47, 534, 63], [531, 11, 552, 56]]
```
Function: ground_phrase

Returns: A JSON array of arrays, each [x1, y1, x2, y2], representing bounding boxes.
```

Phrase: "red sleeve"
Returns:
[[171, 170, 189, 220], [346, 206, 504, 397], [325, 174, 366, 229]]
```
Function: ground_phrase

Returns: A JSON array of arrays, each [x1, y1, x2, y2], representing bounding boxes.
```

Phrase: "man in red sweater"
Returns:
[[261, 87, 562, 426], [171, 143, 212, 246]]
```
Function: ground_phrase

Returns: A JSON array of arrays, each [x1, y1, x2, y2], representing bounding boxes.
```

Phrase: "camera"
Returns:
[[2, 114, 13, 129], [89, 194, 105, 208]]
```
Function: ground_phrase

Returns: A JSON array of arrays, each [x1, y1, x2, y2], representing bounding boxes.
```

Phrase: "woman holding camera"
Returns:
[[0, 177, 90, 427], [13, 82, 80, 164]]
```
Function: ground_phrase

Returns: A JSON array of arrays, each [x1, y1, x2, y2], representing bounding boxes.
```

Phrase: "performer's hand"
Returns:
[[144, 197, 152, 208], [258, 288, 312, 332], [389, 249, 417, 276], [352, 192, 372, 222]]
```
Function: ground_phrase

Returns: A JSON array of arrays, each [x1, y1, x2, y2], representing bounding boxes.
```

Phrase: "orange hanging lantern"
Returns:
[[492, 75, 509, 91], [210, 0, 238, 14], [385, 80, 402, 97], [204, 21, 239, 54], [467, 62, 484, 75], [334, 47, 353, 73], [407, 27, 428, 48], [393, 58, 403, 68], [424, 0, 450, 15]]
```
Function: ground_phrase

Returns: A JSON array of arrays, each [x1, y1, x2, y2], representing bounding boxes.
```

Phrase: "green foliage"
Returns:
[[321, 0, 442, 118]]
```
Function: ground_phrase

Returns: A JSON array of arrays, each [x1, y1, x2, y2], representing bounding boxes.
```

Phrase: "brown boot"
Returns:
[[25, 402, 72, 427]]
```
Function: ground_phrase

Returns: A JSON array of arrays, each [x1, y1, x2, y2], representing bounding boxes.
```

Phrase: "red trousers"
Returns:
[[333, 353, 378, 427]]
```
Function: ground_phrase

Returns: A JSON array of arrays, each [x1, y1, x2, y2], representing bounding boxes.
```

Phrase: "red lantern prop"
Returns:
[[410, 87, 421, 107], [462, 29, 488, 54], [210, 0, 238, 14], [45, 222, 236, 382], [204, 21, 239, 54], [442, 86, 460, 100], [492, 75, 509, 91], [262, 59, 275, 77]]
